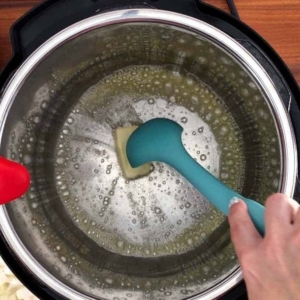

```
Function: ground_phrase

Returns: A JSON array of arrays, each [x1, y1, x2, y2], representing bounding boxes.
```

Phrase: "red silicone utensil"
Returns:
[[0, 157, 30, 205]]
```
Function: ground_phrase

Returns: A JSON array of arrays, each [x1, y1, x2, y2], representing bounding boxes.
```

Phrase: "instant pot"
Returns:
[[0, 0, 300, 299]]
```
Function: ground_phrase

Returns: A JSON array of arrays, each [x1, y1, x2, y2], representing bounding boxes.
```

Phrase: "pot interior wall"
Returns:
[[0, 22, 281, 299]]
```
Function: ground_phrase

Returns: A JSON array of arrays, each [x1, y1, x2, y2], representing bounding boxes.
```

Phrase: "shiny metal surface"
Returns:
[[0, 9, 297, 300]]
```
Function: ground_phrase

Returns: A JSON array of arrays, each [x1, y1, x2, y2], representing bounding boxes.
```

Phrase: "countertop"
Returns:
[[0, 0, 299, 84]]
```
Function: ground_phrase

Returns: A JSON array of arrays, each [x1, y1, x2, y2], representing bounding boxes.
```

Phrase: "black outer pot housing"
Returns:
[[0, 1, 300, 299]]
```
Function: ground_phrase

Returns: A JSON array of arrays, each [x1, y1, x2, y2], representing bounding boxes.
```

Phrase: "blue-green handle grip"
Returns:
[[165, 146, 265, 235], [127, 118, 265, 236]]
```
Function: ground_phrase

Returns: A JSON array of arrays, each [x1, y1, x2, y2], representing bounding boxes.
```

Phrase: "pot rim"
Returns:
[[0, 8, 297, 300]]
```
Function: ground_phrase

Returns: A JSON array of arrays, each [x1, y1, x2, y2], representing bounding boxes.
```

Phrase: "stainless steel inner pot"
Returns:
[[0, 9, 296, 300]]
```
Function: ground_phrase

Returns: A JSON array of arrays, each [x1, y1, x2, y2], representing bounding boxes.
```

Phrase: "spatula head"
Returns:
[[126, 118, 184, 168]]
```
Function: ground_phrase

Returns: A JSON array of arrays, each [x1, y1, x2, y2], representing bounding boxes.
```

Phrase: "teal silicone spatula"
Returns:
[[126, 118, 265, 236]]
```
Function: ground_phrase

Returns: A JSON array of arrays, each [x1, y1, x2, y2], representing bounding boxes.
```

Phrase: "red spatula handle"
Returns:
[[0, 157, 30, 205]]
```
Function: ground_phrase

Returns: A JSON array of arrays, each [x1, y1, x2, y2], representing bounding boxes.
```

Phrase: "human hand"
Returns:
[[228, 193, 300, 300]]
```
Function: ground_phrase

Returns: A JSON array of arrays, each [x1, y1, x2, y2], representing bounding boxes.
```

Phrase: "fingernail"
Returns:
[[229, 197, 240, 208]]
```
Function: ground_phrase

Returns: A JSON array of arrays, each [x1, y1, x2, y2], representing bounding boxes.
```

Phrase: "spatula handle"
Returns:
[[165, 147, 265, 236]]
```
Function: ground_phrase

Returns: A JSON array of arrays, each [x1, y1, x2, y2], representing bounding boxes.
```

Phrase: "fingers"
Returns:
[[292, 199, 300, 225], [228, 199, 262, 259], [289, 198, 300, 223], [265, 193, 299, 234]]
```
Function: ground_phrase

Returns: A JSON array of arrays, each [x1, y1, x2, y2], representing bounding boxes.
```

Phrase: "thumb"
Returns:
[[228, 198, 262, 259]]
